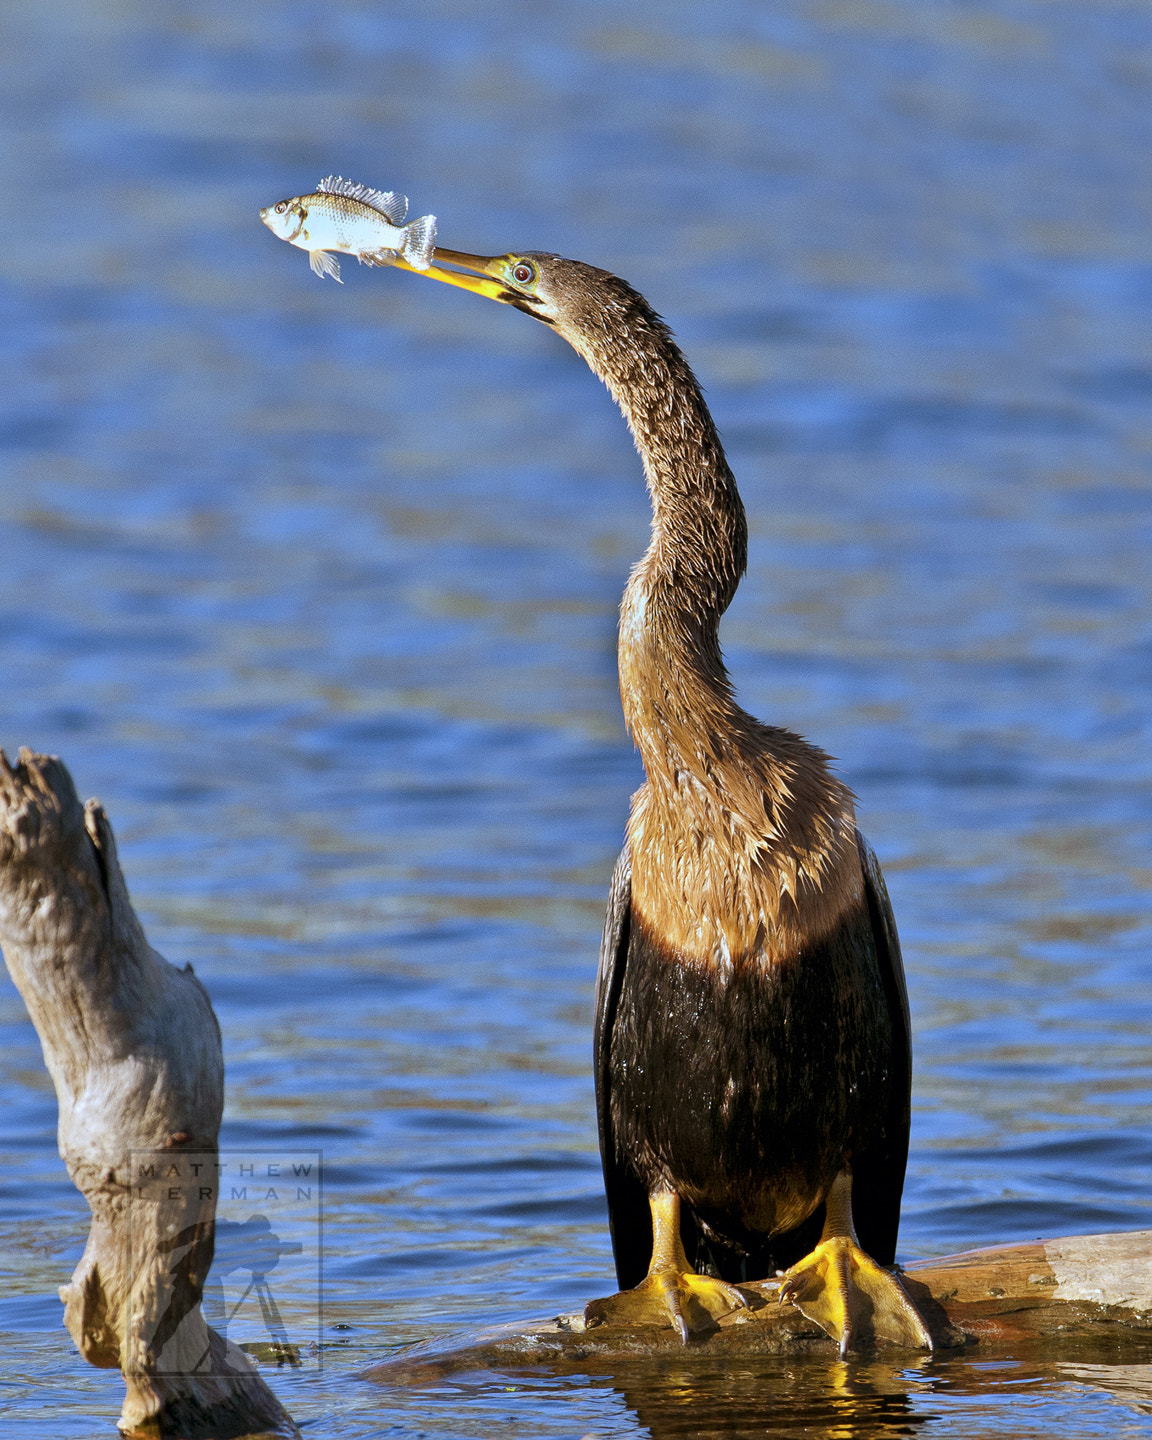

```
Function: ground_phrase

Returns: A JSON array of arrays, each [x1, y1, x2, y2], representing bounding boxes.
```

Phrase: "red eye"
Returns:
[[512, 262, 534, 284], [275, 201, 287, 214]]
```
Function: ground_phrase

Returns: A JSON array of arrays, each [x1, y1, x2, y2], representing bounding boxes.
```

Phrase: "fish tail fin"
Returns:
[[401, 214, 437, 270], [310, 249, 342, 282]]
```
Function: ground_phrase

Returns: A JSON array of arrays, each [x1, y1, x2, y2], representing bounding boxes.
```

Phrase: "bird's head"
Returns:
[[402, 242, 660, 328], [392, 247, 570, 323], [390, 246, 669, 380]]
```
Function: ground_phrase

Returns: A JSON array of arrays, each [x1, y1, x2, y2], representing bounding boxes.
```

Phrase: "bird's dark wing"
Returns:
[[593, 846, 653, 1289], [849, 828, 913, 1266]]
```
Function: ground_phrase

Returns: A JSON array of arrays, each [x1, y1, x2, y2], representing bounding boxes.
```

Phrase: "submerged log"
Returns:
[[0, 750, 297, 1439], [366, 1228, 1152, 1383]]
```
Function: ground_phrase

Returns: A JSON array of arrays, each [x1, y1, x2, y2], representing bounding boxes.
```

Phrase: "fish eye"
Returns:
[[511, 261, 536, 286], [275, 201, 288, 214]]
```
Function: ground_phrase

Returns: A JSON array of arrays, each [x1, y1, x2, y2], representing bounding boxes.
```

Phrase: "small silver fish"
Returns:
[[260, 176, 436, 282]]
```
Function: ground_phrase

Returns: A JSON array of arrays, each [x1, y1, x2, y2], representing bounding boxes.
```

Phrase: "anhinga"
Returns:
[[390, 244, 932, 1354]]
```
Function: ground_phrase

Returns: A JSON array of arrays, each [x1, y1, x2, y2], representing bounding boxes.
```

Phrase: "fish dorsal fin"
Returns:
[[317, 176, 408, 223]]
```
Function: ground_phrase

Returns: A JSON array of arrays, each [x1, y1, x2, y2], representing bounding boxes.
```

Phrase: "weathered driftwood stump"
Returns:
[[367, 1230, 1152, 1382], [0, 750, 297, 1439]]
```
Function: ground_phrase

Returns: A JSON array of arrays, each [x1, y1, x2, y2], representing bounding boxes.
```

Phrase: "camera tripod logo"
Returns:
[[203, 1214, 305, 1365], [129, 1149, 322, 1374]]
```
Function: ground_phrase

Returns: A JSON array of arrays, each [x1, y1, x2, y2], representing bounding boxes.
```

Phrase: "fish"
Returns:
[[259, 176, 436, 282]]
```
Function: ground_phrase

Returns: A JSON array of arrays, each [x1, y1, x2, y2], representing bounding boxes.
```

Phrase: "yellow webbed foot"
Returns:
[[585, 1188, 748, 1342], [778, 1235, 934, 1357], [585, 1266, 748, 1342]]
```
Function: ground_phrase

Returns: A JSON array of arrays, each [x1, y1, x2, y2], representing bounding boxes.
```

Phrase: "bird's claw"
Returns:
[[777, 1236, 933, 1355], [584, 1267, 749, 1343]]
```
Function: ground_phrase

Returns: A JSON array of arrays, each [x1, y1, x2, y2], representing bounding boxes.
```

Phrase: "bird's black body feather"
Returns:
[[594, 833, 911, 1290]]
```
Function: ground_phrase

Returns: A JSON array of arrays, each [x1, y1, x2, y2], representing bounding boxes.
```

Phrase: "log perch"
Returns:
[[0, 750, 297, 1439], [367, 1228, 1152, 1384]]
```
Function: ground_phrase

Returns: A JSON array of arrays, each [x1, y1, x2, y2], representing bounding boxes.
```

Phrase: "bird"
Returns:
[[387, 241, 933, 1354]]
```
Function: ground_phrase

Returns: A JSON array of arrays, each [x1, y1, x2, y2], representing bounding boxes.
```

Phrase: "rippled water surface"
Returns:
[[3, 1, 1152, 1435]]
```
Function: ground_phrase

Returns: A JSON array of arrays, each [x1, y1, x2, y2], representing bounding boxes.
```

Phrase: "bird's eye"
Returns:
[[275, 201, 288, 214], [511, 261, 535, 286]]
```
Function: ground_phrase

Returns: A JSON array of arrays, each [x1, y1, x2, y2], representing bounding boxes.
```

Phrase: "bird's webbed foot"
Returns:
[[777, 1173, 933, 1356], [586, 1263, 748, 1342], [584, 1189, 748, 1342]]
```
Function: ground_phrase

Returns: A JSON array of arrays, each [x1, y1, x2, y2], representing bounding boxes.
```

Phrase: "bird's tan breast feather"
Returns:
[[626, 774, 864, 967]]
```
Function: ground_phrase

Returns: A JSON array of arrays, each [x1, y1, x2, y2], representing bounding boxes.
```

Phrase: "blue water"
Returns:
[[3, 1, 1152, 1434]]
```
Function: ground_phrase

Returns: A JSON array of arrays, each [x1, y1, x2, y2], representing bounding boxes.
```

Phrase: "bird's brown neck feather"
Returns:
[[559, 279, 861, 964]]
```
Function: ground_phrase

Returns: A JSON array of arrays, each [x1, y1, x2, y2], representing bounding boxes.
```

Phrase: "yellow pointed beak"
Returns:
[[391, 248, 513, 302]]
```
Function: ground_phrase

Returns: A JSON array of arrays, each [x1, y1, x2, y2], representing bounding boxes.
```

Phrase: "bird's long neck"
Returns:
[[564, 289, 749, 784], [561, 276, 860, 964]]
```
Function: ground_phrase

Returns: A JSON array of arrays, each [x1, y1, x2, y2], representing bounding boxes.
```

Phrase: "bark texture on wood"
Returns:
[[366, 1228, 1152, 1382], [0, 750, 297, 1439]]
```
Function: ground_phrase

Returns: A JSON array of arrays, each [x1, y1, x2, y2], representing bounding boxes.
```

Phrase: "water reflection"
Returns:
[[578, 1357, 934, 1439], [1061, 1363, 1152, 1418], [403, 1345, 1152, 1440]]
